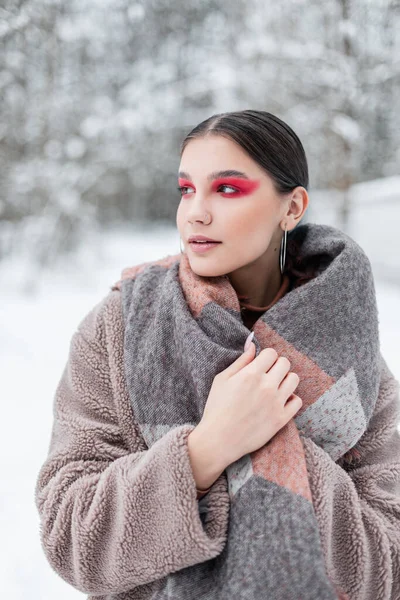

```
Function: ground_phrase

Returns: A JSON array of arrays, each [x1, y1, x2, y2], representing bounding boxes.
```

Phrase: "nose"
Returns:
[[185, 191, 211, 224]]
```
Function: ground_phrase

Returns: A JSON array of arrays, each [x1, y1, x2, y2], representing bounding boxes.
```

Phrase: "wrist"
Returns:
[[187, 423, 227, 491]]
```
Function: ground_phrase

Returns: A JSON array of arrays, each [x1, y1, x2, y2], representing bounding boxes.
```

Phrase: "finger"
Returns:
[[248, 347, 280, 376], [262, 355, 292, 388], [224, 341, 256, 378], [283, 393, 303, 418], [277, 372, 300, 403]]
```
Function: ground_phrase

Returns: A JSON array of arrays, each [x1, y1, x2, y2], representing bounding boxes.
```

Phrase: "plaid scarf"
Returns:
[[119, 222, 380, 599]]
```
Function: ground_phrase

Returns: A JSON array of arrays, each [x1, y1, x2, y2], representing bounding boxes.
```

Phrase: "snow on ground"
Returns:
[[1, 221, 399, 599]]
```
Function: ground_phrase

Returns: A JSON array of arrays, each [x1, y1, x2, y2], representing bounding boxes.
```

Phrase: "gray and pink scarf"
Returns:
[[119, 222, 380, 599]]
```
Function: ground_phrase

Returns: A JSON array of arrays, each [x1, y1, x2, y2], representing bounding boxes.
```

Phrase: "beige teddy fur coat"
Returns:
[[34, 286, 400, 599]]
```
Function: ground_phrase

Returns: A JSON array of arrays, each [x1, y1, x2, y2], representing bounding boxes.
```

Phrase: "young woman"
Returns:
[[35, 110, 400, 600]]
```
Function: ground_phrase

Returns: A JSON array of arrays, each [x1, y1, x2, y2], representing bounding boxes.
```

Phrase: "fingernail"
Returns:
[[244, 331, 254, 352]]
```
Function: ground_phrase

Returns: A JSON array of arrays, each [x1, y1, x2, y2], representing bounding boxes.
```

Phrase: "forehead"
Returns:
[[178, 136, 262, 179], [178, 169, 250, 182]]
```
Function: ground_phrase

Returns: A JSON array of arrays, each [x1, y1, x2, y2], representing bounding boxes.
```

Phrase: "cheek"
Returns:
[[176, 203, 185, 230], [224, 199, 272, 235], [176, 194, 276, 241]]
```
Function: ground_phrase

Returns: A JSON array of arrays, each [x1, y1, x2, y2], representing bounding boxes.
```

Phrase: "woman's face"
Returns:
[[176, 134, 289, 278]]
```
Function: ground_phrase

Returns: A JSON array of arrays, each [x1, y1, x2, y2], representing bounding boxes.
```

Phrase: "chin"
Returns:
[[188, 260, 227, 279]]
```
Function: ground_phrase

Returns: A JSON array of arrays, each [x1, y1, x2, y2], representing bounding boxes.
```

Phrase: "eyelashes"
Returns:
[[176, 185, 192, 196], [176, 177, 261, 198], [177, 184, 240, 196]]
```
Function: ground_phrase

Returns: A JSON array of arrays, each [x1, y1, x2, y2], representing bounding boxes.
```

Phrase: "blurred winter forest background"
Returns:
[[1, 0, 400, 598], [1, 0, 400, 286]]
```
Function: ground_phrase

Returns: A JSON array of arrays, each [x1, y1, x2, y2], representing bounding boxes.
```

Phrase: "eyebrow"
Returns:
[[178, 169, 250, 181]]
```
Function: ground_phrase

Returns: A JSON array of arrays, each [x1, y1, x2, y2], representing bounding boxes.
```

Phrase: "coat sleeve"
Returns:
[[34, 292, 230, 597], [301, 354, 400, 600]]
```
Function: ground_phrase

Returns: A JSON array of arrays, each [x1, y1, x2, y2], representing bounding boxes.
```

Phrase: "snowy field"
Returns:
[[1, 219, 399, 599]]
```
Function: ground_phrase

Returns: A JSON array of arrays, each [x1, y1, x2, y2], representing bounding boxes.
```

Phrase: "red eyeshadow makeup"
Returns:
[[211, 177, 260, 196], [178, 178, 194, 190], [177, 177, 260, 197]]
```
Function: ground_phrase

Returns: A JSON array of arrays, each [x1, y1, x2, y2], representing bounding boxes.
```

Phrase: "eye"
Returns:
[[176, 183, 240, 197], [177, 185, 194, 196], [218, 184, 239, 194]]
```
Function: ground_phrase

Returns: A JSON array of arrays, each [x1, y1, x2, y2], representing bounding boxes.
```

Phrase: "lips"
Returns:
[[189, 240, 222, 253], [188, 235, 221, 243], [190, 240, 221, 244]]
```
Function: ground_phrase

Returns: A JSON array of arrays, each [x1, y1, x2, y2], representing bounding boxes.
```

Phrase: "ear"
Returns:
[[285, 186, 309, 229]]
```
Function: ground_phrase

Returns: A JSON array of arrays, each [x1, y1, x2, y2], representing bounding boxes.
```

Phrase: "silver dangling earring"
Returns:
[[279, 223, 287, 274]]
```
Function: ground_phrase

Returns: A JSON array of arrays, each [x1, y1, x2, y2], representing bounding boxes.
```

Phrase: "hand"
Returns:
[[198, 341, 302, 468]]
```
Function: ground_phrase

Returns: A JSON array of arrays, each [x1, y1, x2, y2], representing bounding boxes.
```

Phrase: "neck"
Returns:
[[226, 258, 283, 308]]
